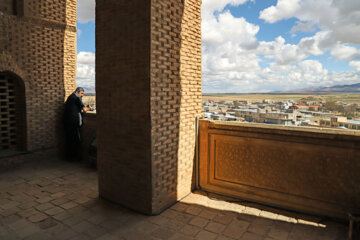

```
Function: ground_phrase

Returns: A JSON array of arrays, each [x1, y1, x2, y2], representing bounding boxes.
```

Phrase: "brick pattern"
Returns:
[[0, 0, 77, 151], [177, 0, 203, 198], [97, 0, 202, 214], [96, 0, 153, 214], [63, 25, 77, 98], [150, 0, 184, 213], [65, 0, 77, 27], [23, 0, 67, 24], [0, 159, 349, 239], [150, 0, 203, 213]]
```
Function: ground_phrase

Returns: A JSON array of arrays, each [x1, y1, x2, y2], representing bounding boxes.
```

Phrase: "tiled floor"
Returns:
[[0, 158, 350, 239]]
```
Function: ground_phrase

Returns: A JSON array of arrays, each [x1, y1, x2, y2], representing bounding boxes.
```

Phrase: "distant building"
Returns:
[[299, 111, 334, 118], [290, 104, 308, 110], [202, 99, 359, 130], [309, 105, 320, 111], [320, 117, 360, 130], [203, 106, 218, 112], [234, 100, 248, 107], [235, 109, 295, 126]]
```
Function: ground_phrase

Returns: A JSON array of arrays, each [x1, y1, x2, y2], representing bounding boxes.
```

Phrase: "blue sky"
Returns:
[[76, 0, 360, 93], [225, 1, 319, 45], [77, 22, 95, 53]]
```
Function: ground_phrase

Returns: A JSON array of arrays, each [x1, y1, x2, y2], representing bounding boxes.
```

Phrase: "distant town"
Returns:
[[83, 93, 360, 130], [203, 96, 360, 130]]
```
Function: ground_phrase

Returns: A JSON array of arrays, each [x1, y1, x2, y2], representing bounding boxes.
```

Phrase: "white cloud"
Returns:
[[291, 21, 315, 33], [350, 61, 360, 71], [77, 51, 95, 64], [259, 0, 301, 23], [260, 0, 360, 47], [298, 32, 326, 56], [205, 59, 359, 93], [298, 60, 327, 75], [201, 0, 360, 92], [203, 11, 259, 47], [202, 0, 249, 14], [202, 10, 261, 72], [275, 45, 305, 65], [77, 28, 82, 37], [331, 44, 360, 62], [255, 36, 308, 65], [202, 8, 262, 93], [76, 52, 95, 92], [77, 0, 95, 23]]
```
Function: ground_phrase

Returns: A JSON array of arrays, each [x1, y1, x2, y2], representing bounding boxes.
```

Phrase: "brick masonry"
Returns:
[[2, 0, 201, 215], [97, 0, 202, 214], [0, 0, 77, 152], [96, 0, 153, 214], [151, 0, 203, 213]]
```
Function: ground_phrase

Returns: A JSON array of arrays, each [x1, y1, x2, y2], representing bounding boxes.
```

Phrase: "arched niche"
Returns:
[[0, 71, 26, 152]]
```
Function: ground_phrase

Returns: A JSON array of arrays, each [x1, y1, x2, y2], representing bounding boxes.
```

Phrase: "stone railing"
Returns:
[[81, 112, 97, 167], [198, 119, 360, 220]]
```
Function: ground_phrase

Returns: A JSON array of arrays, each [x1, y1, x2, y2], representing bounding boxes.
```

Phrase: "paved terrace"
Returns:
[[0, 158, 349, 240]]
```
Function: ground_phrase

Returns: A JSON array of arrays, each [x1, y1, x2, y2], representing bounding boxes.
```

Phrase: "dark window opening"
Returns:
[[0, 71, 26, 152], [0, 0, 15, 15]]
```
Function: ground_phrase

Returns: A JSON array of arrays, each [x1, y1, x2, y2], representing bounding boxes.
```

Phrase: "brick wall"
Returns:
[[0, 0, 77, 152], [150, 0, 202, 213], [97, 0, 202, 215], [176, 0, 202, 201]]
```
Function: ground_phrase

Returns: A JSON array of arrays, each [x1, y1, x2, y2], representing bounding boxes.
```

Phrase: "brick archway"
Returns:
[[0, 52, 28, 89]]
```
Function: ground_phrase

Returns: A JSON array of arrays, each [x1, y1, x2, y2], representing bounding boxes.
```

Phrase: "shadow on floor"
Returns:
[[0, 157, 351, 240]]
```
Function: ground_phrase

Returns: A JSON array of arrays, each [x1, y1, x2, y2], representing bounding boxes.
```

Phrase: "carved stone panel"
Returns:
[[211, 134, 360, 206], [199, 120, 360, 219]]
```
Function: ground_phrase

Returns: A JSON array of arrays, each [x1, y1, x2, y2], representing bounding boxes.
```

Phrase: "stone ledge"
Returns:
[[206, 120, 360, 137]]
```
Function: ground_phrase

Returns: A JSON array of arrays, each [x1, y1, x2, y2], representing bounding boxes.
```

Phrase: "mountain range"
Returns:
[[280, 82, 360, 94]]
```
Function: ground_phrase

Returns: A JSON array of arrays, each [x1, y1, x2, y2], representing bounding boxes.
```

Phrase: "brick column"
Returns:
[[96, 0, 202, 215]]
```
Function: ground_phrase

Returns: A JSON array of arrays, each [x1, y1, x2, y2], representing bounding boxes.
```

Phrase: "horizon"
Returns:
[[76, 0, 360, 93], [84, 81, 360, 95]]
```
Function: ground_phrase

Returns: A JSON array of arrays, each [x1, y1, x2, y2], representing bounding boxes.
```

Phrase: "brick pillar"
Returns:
[[96, 0, 202, 215]]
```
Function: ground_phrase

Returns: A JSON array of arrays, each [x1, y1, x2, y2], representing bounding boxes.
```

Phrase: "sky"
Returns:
[[76, 0, 360, 93]]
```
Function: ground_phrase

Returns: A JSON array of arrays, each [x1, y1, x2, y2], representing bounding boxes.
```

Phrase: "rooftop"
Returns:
[[345, 119, 360, 124]]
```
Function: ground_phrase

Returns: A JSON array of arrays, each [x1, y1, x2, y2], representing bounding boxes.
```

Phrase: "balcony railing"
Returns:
[[198, 119, 360, 220]]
